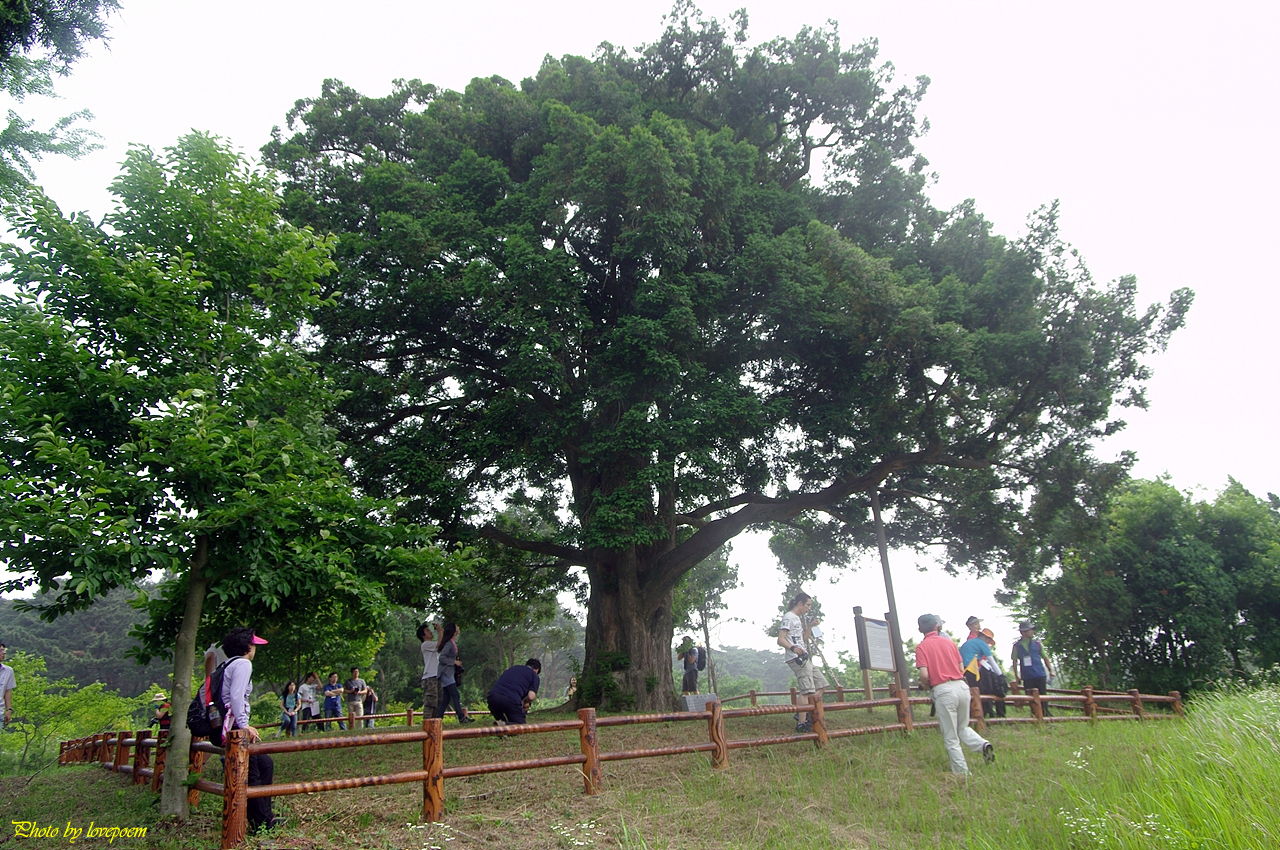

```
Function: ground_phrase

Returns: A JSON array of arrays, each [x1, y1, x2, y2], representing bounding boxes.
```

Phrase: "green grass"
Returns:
[[12, 688, 1278, 849]]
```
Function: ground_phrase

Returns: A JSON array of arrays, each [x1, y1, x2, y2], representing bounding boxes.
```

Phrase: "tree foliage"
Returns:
[[0, 651, 141, 775], [0, 587, 170, 697], [1016, 479, 1280, 694], [263, 5, 1191, 709], [0, 132, 464, 813], [0, 0, 117, 201]]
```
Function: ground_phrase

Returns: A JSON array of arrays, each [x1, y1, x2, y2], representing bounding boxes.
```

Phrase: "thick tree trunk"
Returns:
[[159, 536, 210, 818], [581, 555, 678, 713]]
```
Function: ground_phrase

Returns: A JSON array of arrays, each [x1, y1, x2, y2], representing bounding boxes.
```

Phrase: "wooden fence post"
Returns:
[[113, 730, 129, 774], [835, 686, 844, 703], [151, 730, 168, 792], [896, 687, 914, 733], [132, 729, 151, 784], [423, 717, 444, 822], [1128, 689, 1145, 720], [1030, 688, 1044, 722], [220, 729, 249, 850], [807, 694, 826, 746], [749, 689, 757, 707], [969, 686, 986, 733], [1082, 687, 1097, 720], [1169, 691, 1184, 717], [187, 738, 208, 808], [407, 708, 414, 727], [707, 700, 728, 769], [578, 708, 602, 794]]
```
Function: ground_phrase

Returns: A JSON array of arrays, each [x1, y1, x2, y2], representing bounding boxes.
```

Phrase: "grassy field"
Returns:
[[7, 688, 1276, 849]]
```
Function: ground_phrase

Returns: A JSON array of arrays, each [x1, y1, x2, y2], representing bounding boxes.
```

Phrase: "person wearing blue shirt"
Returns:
[[486, 659, 541, 725]]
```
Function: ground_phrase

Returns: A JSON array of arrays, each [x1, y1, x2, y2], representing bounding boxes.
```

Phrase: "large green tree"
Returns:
[[0, 133, 461, 815], [1018, 478, 1280, 694], [264, 6, 1190, 710]]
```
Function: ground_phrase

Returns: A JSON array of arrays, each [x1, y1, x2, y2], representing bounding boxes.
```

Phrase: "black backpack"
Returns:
[[696, 646, 707, 671], [186, 659, 232, 745]]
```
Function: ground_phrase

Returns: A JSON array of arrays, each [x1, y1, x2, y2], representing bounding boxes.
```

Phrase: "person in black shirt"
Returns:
[[486, 659, 541, 725]]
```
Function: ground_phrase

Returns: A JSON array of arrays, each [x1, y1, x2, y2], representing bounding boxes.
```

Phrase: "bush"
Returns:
[[0, 652, 143, 775]]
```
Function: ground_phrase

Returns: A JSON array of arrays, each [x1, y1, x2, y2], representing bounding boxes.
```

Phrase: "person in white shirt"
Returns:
[[777, 592, 827, 734], [418, 622, 442, 718], [0, 641, 15, 727]]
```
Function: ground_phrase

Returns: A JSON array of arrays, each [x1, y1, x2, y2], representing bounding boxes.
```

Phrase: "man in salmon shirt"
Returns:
[[914, 613, 994, 776]]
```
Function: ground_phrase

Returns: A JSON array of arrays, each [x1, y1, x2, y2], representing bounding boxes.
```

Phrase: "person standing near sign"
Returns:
[[777, 591, 827, 734], [914, 613, 994, 775]]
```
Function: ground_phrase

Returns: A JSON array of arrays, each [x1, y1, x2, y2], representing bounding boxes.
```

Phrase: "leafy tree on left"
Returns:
[[0, 133, 464, 815], [0, 0, 119, 201]]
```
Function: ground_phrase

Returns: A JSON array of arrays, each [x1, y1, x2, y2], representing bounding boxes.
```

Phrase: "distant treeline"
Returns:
[[0, 588, 170, 697]]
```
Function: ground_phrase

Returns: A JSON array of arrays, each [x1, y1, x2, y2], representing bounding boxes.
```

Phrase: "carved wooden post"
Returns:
[[1030, 688, 1044, 722], [91, 733, 103, 765], [707, 700, 728, 769], [1128, 689, 1145, 720], [969, 686, 986, 733], [789, 686, 798, 709], [835, 685, 845, 703], [187, 738, 209, 807], [1082, 687, 1097, 720], [1169, 691, 1184, 717], [221, 729, 249, 849], [423, 717, 444, 822], [810, 694, 828, 747], [348, 708, 356, 731], [896, 687, 914, 733], [749, 689, 757, 707], [578, 708, 602, 794], [151, 730, 168, 792], [132, 729, 151, 784], [113, 730, 129, 774]]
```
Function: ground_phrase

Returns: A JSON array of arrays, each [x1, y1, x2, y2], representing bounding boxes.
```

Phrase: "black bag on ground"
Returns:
[[186, 659, 231, 745]]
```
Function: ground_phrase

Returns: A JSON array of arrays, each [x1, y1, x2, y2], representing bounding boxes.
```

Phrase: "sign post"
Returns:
[[872, 490, 911, 692]]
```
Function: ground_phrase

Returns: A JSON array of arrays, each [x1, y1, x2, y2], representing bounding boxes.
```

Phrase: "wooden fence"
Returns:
[[60, 686, 1182, 849]]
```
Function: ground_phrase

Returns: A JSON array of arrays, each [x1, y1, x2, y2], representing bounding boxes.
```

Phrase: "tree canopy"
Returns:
[[263, 5, 1191, 709], [0, 132, 464, 814], [1017, 478, 1280, 694], [0, 0, 117, 201]]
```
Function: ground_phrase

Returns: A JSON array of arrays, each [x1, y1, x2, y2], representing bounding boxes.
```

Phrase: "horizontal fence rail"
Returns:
[[60, 685, 1183, 848]]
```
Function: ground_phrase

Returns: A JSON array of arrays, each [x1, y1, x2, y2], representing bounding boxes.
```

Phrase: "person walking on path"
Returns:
[[1012, 621, 1054, 717], [915, 613, 994, 776]]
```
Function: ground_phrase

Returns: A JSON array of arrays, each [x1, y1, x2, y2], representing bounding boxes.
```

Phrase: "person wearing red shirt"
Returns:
[[914, 613, 994, 775]]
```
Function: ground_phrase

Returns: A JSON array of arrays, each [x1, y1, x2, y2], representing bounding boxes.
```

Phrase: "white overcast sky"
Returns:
[[13, 1, 1279, 661]]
